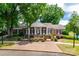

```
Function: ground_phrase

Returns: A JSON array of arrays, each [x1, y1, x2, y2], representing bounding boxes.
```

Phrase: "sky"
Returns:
[[58, 3, 79, 25], [48, 2, 79, 25]]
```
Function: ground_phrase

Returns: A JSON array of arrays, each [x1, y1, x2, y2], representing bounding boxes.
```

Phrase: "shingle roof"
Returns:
[[44, 23, 65, 29], [51, 25, 65, 29], [31, 22, 46, 27], [44, 23, 54, 28], [15, 21, 65, 30], [31, 22, 65, 29]]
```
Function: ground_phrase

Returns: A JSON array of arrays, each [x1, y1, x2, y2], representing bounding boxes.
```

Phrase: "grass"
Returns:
[[58, 39, 79, 44], [0, 41, 15, 48], [57, 44, 79, 56]]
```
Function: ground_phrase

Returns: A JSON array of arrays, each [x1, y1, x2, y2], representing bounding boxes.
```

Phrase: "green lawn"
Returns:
[[57, 44, 79, 56], [58, 39, 79, 44], [0, 41, 15, 48]]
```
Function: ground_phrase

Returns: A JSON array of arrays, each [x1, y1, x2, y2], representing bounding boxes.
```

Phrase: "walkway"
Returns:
[[0, 41, 62, 53], [55, 42, 79, 46]]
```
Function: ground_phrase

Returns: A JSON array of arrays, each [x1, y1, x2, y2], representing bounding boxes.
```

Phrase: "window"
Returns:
[[48, 28, 50, 34], [30, 27, 34, 35], [48, 28, 52, 34], [19, 29, 24, 36], [58, 29, 61, 34], [50, 29, 52, 34], [13, 29, 17, 35], [56, 29, 60, 34], [42, 27, 46, 35], [26, 28, 28, 35]]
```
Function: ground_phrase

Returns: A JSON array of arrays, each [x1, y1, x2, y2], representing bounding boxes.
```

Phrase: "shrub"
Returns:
[[17, 36, 22, 41], [54, 38, 58, 42], [4, 36, 22, 41], [63, 35, 74, 39], [62, 30, 68, 35], [53, 36, 58, 42], [41, 39, 45, 42]]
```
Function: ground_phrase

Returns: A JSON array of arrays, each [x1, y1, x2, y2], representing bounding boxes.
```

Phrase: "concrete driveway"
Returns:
[[0, 41, 62, 53]]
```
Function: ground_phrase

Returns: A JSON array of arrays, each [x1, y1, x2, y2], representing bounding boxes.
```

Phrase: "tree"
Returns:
[[40, 4, 64, 24], [19, 3, 46, 27], [66, 11, 79, 47], [0, 17, 6, 44], [66, 11, 79, 40], [19, 3, 46, 40], [0, 3, 19, 37]]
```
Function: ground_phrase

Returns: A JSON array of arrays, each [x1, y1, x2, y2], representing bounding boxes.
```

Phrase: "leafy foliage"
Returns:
[[62, 29, 68, 35], [40, 4, 64, 24], [0, 3, 64, 38], [66, 11, 79, 34], [66, 11, 79, 40], [19, 3, 46, 27], [0, 4, 19, 28]]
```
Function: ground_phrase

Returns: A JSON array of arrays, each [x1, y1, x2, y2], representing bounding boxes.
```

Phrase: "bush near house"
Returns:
[[62, 30, 68, 35]]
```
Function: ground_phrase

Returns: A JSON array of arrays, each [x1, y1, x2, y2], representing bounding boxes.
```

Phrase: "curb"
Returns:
[[0, 49, 75, 56]]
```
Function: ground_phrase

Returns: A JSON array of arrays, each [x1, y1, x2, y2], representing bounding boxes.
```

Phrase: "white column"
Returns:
[[46, 28, 48, 35], [40, 27, 41, 35], [34, 27, 36, 35], [60, 30, 62, 34]]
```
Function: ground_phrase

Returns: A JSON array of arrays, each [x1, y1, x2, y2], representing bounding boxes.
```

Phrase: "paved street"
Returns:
[[0, 50, 72, 56]]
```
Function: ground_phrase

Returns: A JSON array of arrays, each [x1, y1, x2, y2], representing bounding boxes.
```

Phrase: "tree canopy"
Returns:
[[66, 11, 79, 40], [0, 3, 64, 35], [0, 4, 18, 28], [0, 3, 64, 29], [66, 11, 79, 33], [0, 3, 19, 36], [19, 3, 46, 27], [40, 4, 64, 24]]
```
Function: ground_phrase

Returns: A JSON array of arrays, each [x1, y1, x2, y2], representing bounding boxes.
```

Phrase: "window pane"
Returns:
[[42, 27, 46, 35], [30, 27, 34, 35]]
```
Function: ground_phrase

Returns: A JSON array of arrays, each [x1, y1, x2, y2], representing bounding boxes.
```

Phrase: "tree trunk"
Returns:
[[9, 17, 13, 37], [9, 28, 13, 37], [28, 27, 30, 42], [1, 35, 4, 44], [27, 23, 31, 42], [1, 27, 4, 45]]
